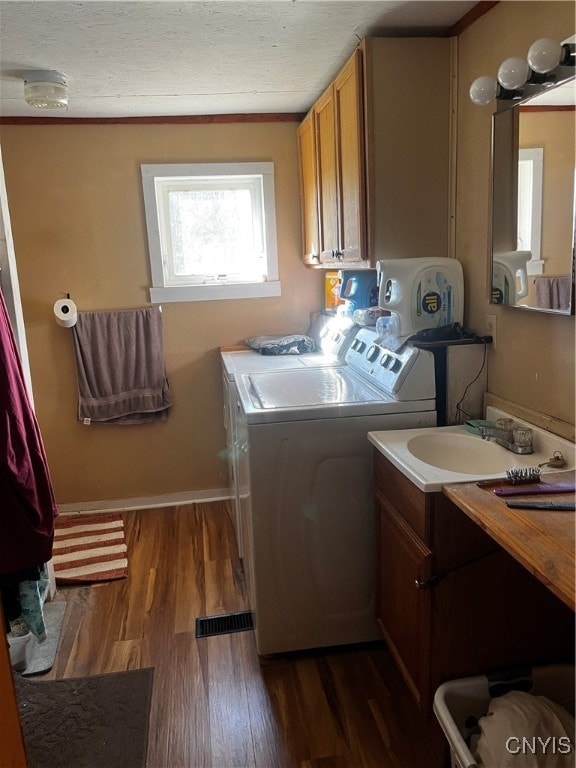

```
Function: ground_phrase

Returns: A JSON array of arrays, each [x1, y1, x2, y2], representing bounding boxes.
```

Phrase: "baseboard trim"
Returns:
[[57, 488, 234, 515]]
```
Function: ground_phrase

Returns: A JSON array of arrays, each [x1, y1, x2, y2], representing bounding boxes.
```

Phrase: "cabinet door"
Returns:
[[297, 111, 321, 266], [377, 498, 432, 709], [334, 49, 366, 262], [315, 86, 340, 261]]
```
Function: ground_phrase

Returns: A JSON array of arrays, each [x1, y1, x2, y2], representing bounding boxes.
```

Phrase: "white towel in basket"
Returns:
[[473, 690, 574, 767]]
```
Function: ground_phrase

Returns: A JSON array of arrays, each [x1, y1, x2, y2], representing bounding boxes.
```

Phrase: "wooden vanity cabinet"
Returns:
[[374, 450, 575, 718]]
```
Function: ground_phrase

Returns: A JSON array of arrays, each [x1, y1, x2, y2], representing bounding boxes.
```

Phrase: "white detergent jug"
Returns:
[[377, 257, 464, 337], [492, 250, 530, 305]]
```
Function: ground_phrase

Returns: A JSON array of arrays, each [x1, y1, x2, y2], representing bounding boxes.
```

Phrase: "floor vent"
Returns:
[[195, 611, 254, 638]]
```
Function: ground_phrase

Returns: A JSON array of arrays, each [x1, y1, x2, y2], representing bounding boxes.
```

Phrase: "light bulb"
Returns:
[[469, 76, 498, 105], [527, 38, 562, 74], [497, 57, 529, 90]]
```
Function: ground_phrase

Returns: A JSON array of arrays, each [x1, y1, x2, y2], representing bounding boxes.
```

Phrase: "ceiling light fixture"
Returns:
[[469, 37, 575, 106], [24, 70, 68, 110]]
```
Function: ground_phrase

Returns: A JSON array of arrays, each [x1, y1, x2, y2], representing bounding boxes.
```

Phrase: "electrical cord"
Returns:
[[454, 341, 488, 424]]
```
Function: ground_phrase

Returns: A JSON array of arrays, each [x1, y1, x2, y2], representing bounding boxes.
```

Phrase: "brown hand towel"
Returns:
[[72, 306, 172, 424]]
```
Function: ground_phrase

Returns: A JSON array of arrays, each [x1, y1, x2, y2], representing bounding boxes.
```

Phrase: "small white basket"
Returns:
[[7, 631, 33, 672], [433, 665, 575, 768]]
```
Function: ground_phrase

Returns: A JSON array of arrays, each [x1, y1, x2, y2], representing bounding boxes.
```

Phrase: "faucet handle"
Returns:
[[513, 427, 533, 448], [496, 417, 514, 431]]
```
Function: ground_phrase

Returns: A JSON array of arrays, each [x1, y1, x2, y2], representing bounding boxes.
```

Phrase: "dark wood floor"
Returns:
[[46, 503, 443, 768]]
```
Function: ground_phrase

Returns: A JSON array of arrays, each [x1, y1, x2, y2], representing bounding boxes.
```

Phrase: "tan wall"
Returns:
[[1, 122, 323, 504], [456, 1, 575, 425], [3, 3, 575, 506]]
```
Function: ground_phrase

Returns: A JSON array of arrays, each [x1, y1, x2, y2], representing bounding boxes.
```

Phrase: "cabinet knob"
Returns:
[[415, 574, 443, 589]]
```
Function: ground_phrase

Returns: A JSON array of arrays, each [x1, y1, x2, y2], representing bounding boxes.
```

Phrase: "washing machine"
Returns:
[[221, 314, 359, 557], [233, 327, 437, 655]]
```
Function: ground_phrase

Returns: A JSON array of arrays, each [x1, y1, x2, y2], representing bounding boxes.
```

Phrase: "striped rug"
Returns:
[[52, 513, 128, 584]]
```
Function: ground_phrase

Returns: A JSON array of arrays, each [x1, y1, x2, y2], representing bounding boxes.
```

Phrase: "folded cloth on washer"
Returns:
[[245, 334, 316, 355], [72, 306, 172, 424]]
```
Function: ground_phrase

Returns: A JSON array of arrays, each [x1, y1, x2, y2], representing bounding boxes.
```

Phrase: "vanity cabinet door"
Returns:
[[377, 497, 433, 709], [297, 111, 320, 267]]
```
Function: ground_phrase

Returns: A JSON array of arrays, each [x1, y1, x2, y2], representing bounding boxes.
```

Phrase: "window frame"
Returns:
[[141, 162, 281, 303]]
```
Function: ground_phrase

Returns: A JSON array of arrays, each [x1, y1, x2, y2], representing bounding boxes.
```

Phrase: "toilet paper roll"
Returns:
[[53, 298, 78, 328]]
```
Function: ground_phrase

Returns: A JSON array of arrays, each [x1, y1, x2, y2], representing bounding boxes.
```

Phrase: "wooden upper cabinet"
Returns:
[[333, 50, 365, 263], [314, 86, 339, 261], [298, 48, 367, 267], [297, 112, 321, 266], [298, 38, 452, 268]]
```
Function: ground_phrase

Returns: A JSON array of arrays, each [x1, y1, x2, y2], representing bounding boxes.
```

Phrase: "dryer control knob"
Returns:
[[366, 344, 380, 362]]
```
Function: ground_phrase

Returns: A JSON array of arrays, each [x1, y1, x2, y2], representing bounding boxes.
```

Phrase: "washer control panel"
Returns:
[[317, 317, 358, 360], [345, 328, 421, 395]]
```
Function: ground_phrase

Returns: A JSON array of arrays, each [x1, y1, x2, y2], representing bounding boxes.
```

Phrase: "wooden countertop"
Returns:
[[443, 471, 575, 611]]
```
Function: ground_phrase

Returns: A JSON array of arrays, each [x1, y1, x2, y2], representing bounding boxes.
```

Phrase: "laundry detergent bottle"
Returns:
[[492, 250, 530, 305], [377, 257, 464, 337], [336, 269, 379, 315]]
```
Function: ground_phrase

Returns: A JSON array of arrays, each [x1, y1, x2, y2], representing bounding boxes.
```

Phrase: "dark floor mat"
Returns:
[[14, 667, 154, 768]]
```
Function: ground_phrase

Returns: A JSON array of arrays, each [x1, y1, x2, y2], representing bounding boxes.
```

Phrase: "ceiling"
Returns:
[[0, 0, 478, 119]]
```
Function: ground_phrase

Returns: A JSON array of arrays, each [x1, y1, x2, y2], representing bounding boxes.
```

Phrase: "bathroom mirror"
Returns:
[[490, 75, 575, 314]]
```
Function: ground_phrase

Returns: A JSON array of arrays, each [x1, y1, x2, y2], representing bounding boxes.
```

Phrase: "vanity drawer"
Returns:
[[374, 451, 430, 542]]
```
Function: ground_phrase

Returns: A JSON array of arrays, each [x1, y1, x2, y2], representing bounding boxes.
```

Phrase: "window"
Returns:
[[141, 162, 280, 302]]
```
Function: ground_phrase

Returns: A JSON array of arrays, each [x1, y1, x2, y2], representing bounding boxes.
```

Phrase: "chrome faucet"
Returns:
[[479, 422, 534, 455]]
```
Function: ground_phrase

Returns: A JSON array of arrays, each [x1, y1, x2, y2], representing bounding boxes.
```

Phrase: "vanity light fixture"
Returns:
[[469, 37, 575, 105], [24, 70, 68, 110]]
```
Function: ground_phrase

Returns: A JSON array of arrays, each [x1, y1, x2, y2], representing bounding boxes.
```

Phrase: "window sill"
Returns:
[[149, 281, 281, 303], [527, 260, 544, 276]]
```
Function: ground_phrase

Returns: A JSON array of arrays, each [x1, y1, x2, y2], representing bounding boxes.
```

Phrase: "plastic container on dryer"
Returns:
[[377, 257, 464, 337], [492, 250, 530, 305], [336, 269, 379, 315]]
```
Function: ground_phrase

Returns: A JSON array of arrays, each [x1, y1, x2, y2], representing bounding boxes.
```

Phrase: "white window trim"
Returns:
[[141, 162, 280, 303], [517, 147, 543, 275]]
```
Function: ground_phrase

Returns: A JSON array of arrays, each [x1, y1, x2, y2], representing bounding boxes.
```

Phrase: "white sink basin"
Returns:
[[406, 432, 518, 475], [368, 407, 575, 492]]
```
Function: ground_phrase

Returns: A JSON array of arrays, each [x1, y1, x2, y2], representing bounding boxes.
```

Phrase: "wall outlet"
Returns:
[[485, 314, 497, 349]]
